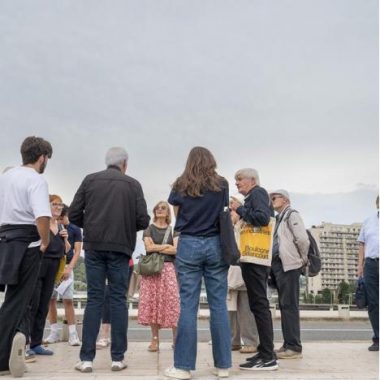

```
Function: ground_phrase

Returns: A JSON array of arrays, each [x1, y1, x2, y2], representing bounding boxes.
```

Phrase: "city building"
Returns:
[[308, 222, 362, 295]]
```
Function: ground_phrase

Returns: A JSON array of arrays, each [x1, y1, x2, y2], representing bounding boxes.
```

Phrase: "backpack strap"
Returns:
[[284, 208, 308, 267]]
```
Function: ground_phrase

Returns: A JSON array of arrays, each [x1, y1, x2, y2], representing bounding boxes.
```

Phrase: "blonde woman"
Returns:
[[138, 201, 180, 352]]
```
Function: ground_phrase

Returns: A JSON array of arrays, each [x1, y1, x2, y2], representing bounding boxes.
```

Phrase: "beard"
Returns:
[[38, 159, 47, 174]]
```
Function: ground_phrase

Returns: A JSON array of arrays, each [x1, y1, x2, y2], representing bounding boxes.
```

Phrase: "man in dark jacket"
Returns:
[[70, 147, 150, 373], [230, 168, 277, 371]]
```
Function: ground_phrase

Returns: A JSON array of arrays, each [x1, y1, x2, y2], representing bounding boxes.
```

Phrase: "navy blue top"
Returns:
[[44, 232, 65, 259], [168, 179, 228, 237], [65, 223, 83, 263]]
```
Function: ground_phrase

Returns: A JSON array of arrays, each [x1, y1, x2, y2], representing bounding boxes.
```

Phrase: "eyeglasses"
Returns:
[[51, 203, 64, 208], [271, 196, 283, 202]]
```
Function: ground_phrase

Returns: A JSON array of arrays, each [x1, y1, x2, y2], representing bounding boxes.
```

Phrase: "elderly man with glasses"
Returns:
[[269, 189, 309, 359]]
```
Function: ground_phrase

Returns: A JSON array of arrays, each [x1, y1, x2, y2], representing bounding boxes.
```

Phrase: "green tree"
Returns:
[[321, 288, 332, 304], [337, 280, 350, 304], [73, 257, 87, 290]]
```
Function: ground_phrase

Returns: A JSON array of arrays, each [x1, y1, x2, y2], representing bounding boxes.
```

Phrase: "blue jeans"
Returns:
[[364, 258, 379, 342], [174, 235, 231, 370], [80, 250, 130, 362]]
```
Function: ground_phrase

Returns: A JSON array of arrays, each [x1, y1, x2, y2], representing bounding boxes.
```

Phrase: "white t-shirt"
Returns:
[[0, 166, 51, 225]]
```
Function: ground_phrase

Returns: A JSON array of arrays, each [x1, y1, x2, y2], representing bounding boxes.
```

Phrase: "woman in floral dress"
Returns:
[[138, 201, 180, 351]]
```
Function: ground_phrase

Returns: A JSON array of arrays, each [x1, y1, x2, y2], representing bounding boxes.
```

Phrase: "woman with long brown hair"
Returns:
[[165, 147, 231, 379]]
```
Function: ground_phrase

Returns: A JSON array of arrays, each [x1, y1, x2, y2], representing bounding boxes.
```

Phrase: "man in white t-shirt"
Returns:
[[0, 136, 52, 377]]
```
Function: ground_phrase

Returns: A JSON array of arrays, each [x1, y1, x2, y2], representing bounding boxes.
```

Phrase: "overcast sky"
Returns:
[[0, 0, 378, 229]]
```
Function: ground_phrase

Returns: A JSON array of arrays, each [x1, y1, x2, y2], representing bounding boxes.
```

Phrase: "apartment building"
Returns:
[[308, 222, 362, 294]]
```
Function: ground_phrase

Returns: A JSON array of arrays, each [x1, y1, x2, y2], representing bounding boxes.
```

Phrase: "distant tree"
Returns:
[[303, 292, 314, 303], [321, 288, 332, 304], [74, 257, 87, 290], [337, 280, 350, 304]]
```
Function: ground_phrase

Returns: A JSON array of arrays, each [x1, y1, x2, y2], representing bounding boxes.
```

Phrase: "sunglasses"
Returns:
[[271, 196, 283, 202], [156, 206, 168, 211], [51, 203, 64, 208]]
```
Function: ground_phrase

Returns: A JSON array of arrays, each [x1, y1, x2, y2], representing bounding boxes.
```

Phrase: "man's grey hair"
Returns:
[[234, 168, 260, 186], [105, 147, 129, 167]]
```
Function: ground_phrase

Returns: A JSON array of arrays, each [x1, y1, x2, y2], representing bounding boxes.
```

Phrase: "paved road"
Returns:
[[127, 319, 373, 342]]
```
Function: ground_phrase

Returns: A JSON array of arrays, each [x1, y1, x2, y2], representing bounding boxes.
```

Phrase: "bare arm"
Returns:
[[143, 236, 178, 256], [160, 236, 178, 255], [62, 241, 82, 280], [36, 216, 50, 252], [143, 237, 170, 253], [357, 243, 365, 277]]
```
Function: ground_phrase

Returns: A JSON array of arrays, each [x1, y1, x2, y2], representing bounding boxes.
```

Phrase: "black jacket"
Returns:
[[0, 224, 41, 286], [69, 166, 150, 255], [236, 185, 273, 226]]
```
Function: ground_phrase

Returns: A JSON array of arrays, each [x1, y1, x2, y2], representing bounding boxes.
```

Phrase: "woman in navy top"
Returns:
[[28, 194, 71, 356], [165, 147, 231, 380]]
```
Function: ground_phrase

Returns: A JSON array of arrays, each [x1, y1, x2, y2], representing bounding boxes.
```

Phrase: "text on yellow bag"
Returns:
[[239, 217, 276, 267]]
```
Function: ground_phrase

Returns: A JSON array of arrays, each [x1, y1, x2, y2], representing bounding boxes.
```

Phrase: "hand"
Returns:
[[40, 242, 48, 253], [229, 197, 241, 211], [61, 266, 72, 280], [59, 228, 68, 239], [230, 210, 240, 225], [357, 264, 364, 278]]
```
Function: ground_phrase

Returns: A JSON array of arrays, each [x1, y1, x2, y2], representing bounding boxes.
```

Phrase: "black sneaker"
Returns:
[[368, 343, 379, 351], [240, 358, 278, 371], [246, 352, 262, 362]]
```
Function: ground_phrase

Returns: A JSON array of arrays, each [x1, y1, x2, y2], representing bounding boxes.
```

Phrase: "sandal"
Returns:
[[148, 336, 159, 352]]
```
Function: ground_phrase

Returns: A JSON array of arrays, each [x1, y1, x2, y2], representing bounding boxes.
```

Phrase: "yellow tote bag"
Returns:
[[55, 255, 66, 284], [239, 217, 276, 267]]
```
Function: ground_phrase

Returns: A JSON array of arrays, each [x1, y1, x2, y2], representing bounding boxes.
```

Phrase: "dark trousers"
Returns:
[[101, 265, 133, 323], [271, 255, 302, 352], [29, 257, 60, 348], [241, 262, 275, 361], [80, 250, 130, 362], [364, 258, 379, 343], [0, 247, 41, 370]]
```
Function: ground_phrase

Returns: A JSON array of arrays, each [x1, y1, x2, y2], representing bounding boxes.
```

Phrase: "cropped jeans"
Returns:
[[174, 235, 231, 371]]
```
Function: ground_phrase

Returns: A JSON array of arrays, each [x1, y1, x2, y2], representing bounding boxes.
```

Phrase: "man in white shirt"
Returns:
[[357, 196, 379, 352], [0, 136, 52, 377]]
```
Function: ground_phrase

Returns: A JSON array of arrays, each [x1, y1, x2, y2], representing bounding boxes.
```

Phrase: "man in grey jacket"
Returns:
[[270, 189, 309, 359]]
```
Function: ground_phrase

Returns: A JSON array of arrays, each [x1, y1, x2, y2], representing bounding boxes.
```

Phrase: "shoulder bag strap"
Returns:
[[162, 226, 172, 245]]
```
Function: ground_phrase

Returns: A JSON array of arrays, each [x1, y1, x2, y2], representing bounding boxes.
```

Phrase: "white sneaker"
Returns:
[[44, 333, 59, 344], [212, 367, 229, 377], [164, 366, 191, 379], [9, 332, 26, 378], [111, 361, 127, 371], [74, 361, 93, 373], [96, 338, 110, 349], [69, 333, 81, 346]]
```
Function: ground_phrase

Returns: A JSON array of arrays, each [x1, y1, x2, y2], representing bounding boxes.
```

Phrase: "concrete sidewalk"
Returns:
[[3, 341, 378, 380]]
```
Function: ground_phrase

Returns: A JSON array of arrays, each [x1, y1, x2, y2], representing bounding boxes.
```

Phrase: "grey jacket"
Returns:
[[277, 207, 310, 272]]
